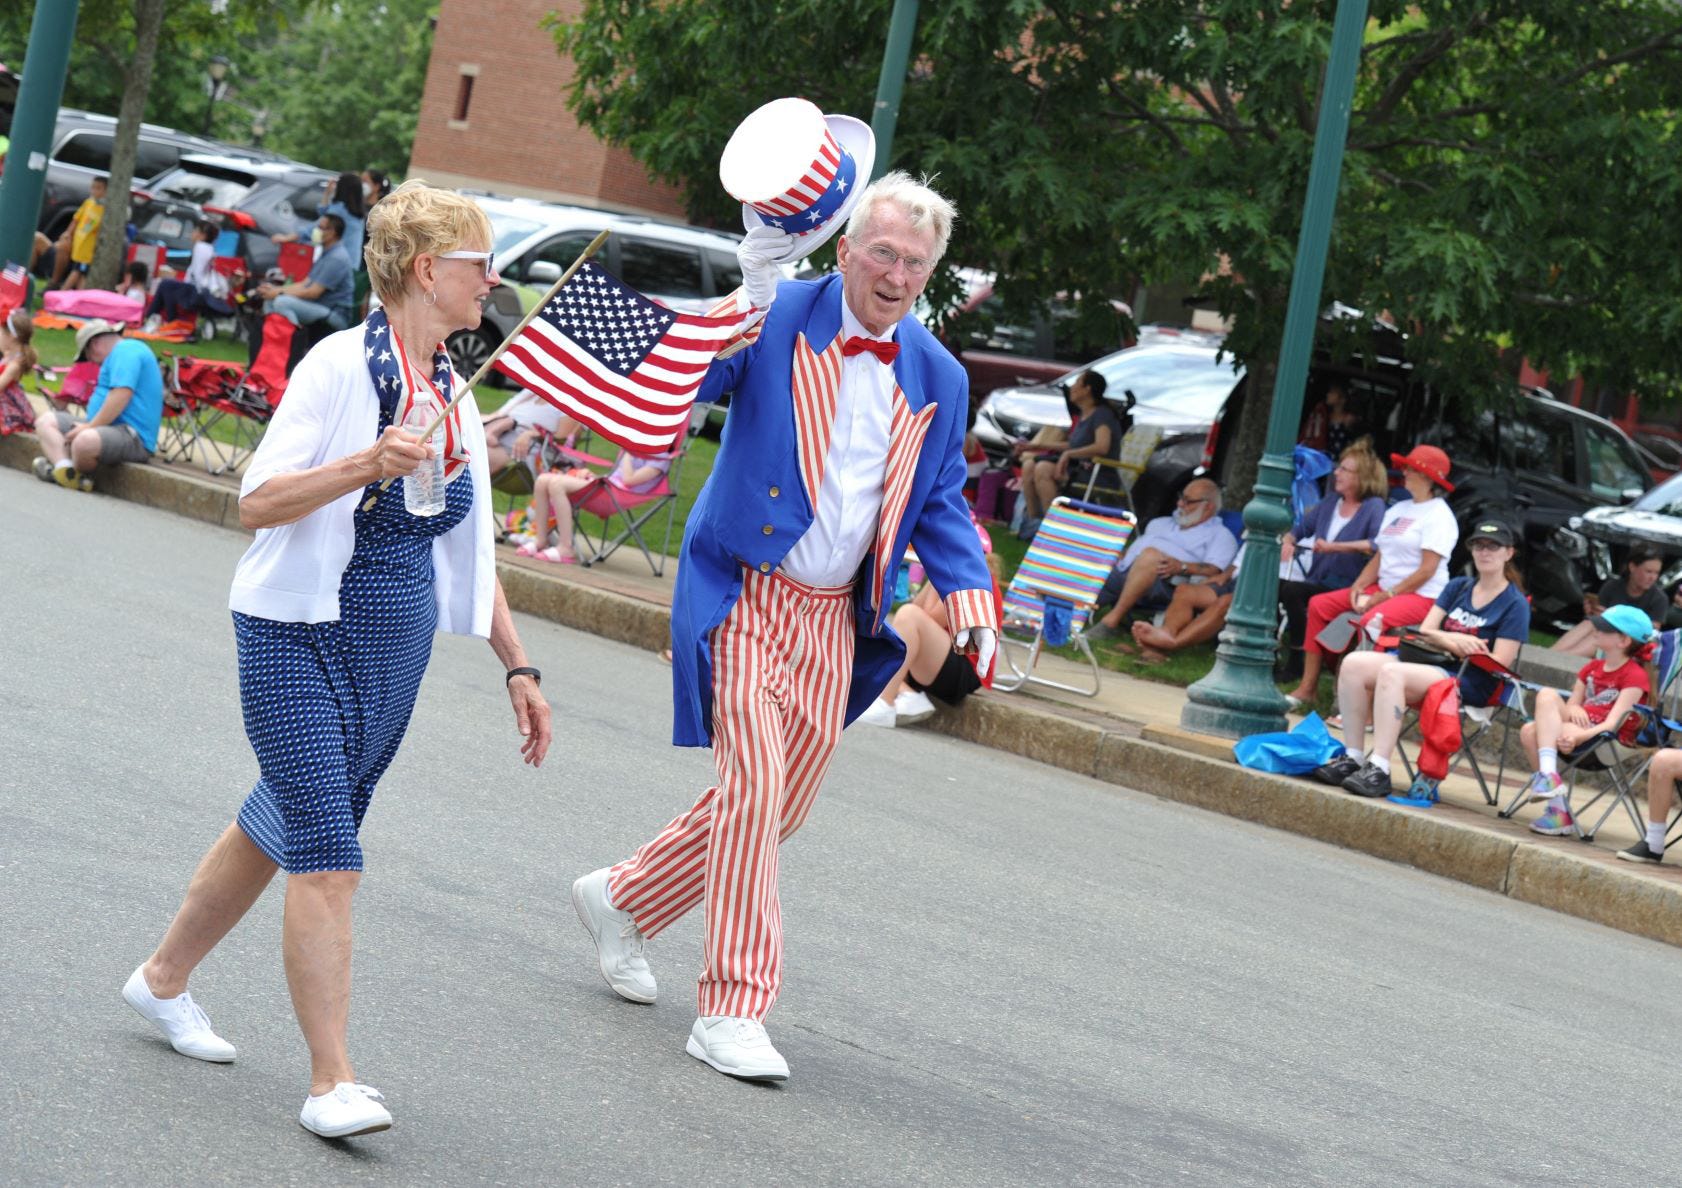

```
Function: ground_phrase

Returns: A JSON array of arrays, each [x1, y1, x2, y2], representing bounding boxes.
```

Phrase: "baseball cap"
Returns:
[[74, 318, 123, 361], [1590, 603, 1656, 643], [1467, 520, 1514, 547]]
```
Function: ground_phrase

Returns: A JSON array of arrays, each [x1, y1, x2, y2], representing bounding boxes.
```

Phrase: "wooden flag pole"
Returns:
[[361, 227, 611, 511]]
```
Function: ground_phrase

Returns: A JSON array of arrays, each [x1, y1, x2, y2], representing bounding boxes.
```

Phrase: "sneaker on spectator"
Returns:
[[1530, 806, 1576, 836], [52, 463, 93, 492], [31, 456, 53, 482], [1341, 762, 1394, 798], [856, 699, 896, 729], [1617, 839, 1664, 864], [893, 689, 937, 725], [1311, 754, 1362, 786], [1524, 771, 1563, 803], [143, 314, 163, 333]]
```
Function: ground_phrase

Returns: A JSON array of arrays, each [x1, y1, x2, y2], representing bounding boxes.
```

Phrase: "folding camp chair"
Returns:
[[276, 241, 314, 283], [548, 428, 692, 576], [1078, 424, 1163, 512], [995, 497, 1136, 696], [1395, 651, 1530, 807], [1497, 629, 1682, 841]]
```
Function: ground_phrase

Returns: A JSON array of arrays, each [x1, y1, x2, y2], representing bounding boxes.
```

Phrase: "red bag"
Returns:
[[1415, 677, 1463, 781]]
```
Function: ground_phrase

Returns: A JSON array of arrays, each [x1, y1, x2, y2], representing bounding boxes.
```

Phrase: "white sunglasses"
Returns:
[[438, 249, 495, 280]]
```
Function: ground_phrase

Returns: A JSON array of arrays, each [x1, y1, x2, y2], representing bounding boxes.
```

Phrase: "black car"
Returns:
[[133, 154, 336, 275], [34, 109, 275, 240], [1551, 472, 1682, 624]]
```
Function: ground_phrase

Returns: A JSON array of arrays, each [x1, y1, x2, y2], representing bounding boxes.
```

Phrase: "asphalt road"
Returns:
[[3, 465, 1680, 1187]]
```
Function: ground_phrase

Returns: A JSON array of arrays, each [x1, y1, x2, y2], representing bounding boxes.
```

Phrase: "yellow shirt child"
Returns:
[[70, 193, 104, 266]]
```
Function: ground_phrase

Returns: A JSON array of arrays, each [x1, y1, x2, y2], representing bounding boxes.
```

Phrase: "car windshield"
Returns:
[[485, 212, 546, 259], [1073, 347, 1242, 421], [1632, 472, 1682, 515], [153, 167, 255, 208]]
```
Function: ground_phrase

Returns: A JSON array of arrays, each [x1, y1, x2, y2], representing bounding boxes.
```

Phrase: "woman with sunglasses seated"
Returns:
[[1312, 521, 1528, 799]]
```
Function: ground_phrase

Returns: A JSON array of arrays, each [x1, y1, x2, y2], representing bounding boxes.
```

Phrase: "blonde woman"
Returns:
[[122, 182, 552, 1140]]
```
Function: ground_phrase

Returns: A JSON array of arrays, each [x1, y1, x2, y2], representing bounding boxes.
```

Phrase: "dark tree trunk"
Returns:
[[1224, 354, 1278, 509], [88, 0, 166, 291]]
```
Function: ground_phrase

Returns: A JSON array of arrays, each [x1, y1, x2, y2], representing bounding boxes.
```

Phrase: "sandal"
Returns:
[[536, 546, 578, 565], [515, 541, 539, 558], [1283, 694, 1307, 713]]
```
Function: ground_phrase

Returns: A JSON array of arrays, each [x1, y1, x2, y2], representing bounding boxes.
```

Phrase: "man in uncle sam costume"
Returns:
[[572, 98, 998, 1083]]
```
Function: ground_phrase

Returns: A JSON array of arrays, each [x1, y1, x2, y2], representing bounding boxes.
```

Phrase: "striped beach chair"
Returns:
[[995, 497, 1135, 696]]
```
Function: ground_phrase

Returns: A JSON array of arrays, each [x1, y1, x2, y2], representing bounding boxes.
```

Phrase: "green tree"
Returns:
[[555, 1, 1682, 501]]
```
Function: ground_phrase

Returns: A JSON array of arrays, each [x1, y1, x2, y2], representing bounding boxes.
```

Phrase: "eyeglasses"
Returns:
[[1177, 495, 1211, 507], [861, 243, 934, 277], [439, 249, 495, 281]]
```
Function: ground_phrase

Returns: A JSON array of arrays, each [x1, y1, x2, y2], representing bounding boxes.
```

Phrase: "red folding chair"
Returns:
[[554, 429, 693, 576], [276, 242, 314, 283]]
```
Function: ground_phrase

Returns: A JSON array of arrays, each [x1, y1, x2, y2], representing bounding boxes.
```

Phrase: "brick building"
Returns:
[[408, 0, 687, 219]]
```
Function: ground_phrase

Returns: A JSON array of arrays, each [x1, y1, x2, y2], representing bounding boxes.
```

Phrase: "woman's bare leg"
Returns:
[[284, 870, 361, 1096], [142, 823, 279, 997]]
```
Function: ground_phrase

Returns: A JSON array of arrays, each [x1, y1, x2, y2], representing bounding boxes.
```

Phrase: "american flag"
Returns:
[[493, 261, 753, 453], [0, 262, 28, 313]]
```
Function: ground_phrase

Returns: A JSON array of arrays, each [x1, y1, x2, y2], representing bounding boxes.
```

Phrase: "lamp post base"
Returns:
[[1180, 654, 1290, 740]]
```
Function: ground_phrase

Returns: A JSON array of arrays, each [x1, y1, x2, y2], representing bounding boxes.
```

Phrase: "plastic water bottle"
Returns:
[[402, 403, 446, 516]]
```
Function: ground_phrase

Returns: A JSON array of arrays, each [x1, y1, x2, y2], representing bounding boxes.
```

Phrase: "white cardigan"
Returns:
[[228, 326, 496, 637]]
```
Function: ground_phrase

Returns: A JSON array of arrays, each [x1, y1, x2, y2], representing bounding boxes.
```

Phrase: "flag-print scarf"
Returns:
[[364, 307, 469, 481]]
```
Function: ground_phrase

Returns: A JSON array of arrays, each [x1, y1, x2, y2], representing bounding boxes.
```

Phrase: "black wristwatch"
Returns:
[[506, 666, 542, 687]]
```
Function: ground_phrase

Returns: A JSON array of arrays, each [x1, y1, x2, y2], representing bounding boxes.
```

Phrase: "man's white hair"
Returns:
[[844, 170, 957, 263]]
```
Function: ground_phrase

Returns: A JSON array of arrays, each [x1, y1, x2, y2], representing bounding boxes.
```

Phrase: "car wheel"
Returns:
[[446, 328, 508, 388]]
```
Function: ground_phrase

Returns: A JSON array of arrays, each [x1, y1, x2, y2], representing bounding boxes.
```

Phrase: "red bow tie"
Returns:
[[842, 336, 899, 365]]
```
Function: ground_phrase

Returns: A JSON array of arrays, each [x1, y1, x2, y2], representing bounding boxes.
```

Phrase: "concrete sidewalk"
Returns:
[[8, 428, 1682, 950]]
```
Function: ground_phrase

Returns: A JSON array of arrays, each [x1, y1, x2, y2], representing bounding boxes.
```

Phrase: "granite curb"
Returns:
[[10, 432, 1682, 949]]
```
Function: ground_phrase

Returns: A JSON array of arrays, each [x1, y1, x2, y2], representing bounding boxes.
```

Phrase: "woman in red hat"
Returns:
[[1284, 443, 1460, 709]]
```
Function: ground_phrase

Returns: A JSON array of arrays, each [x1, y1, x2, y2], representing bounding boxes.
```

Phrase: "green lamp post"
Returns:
[[0, 0, 81, 272], [869, 0, 919, 180], [1181, 0, 1372, 738]]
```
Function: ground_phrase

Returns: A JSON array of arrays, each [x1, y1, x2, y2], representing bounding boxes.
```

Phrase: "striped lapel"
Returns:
[[868, 382, 938, 623], [790, 330, 844, 508]]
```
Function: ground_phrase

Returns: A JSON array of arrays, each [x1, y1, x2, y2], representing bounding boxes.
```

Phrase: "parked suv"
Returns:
[[35, 109, 273, 239], [466, 194, 754, 383], [133, 154, 336, 275], [1548, 471, 1682, 627]]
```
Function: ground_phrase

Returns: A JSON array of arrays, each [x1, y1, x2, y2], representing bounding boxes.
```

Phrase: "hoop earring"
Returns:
[[422, 289, 437, 307]]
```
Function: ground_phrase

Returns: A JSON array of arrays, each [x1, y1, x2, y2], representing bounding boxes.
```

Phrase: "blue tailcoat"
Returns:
[[670, 274, 992, 747]]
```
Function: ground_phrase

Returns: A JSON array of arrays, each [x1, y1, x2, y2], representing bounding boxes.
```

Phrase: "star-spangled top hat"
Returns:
[[719, 97, 876, 265]]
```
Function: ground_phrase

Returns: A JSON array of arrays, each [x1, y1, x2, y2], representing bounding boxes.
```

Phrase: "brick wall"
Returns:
[[409, 0, 688, 219]]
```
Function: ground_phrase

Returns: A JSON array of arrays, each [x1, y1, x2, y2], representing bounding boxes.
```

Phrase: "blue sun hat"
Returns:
[[1592, 603, 1656, 643]]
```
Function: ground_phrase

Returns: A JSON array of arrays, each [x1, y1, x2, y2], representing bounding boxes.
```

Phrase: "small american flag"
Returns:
[[0, 262, 28, 312], [493, 262, 754, 452]]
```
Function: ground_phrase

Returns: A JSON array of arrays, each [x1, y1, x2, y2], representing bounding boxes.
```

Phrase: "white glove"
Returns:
[[737, 225, 793, 310], [955, 627, 997, 680]]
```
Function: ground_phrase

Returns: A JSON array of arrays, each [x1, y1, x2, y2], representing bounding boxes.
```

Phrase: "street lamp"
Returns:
[[250, 108, 268, 147], [203, 55, 230, 135]]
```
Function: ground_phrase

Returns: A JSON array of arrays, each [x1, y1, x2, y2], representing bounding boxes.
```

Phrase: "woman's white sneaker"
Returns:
[[299, 1082, 393, 1138], [121, 965, 236, 1062], [686, 1016, 789, 1082], [893, 688, 938, 724]]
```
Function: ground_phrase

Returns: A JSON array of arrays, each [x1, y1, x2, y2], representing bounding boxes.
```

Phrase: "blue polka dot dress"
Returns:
[[234, 401, 473, 874]]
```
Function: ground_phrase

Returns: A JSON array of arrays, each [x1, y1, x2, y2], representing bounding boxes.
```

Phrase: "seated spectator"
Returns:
[[483, 389, 579, 475], [1126, 547, 1243, 663], [1552, 548, 1670, 657], [858, 553, 1005, 727], [516, 448, 671, 564], [1084, 477, 1237, 642], [60, 175, 107, 291], [1017, 369, 1122, 530], [122, 260, 150, 302], [1517, 604, 1653, 837], [1300, 379, 1364, 457], [1284, 444, 1459, 709], [144, 220, 228, 329], [30, 319, 162, 491], [1619, 746, 1682, 865], [1312, 521, 1529, 798], [0, 308, 38, 392], [257, 213, 354, 331], [1276, 443, 1388, 680]]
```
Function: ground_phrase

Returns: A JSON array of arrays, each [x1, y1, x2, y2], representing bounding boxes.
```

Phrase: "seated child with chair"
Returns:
[[1517, 603, 1654, 836], [516, 446, 671, 565]]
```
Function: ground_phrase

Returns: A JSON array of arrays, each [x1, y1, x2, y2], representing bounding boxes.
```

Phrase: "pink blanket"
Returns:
[[43, 288, 144, 325]]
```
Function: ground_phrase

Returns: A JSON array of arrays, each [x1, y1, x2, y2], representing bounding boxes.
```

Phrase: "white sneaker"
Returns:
[[686, 1016, 789, 1083], [121, 965, 236, 1062], [299, 1082, 393, 1139], [143, 314, 163, 333], [856, 698, 897, 728], [571, 868, 656, 1003], [893, 688, 938, 725]]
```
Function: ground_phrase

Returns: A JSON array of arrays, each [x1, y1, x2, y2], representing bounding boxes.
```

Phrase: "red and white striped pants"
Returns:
[[608, 567, 856, 1021]]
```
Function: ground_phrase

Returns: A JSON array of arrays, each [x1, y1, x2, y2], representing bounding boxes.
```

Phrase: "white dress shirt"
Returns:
[[780, 300, 895, 588]]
